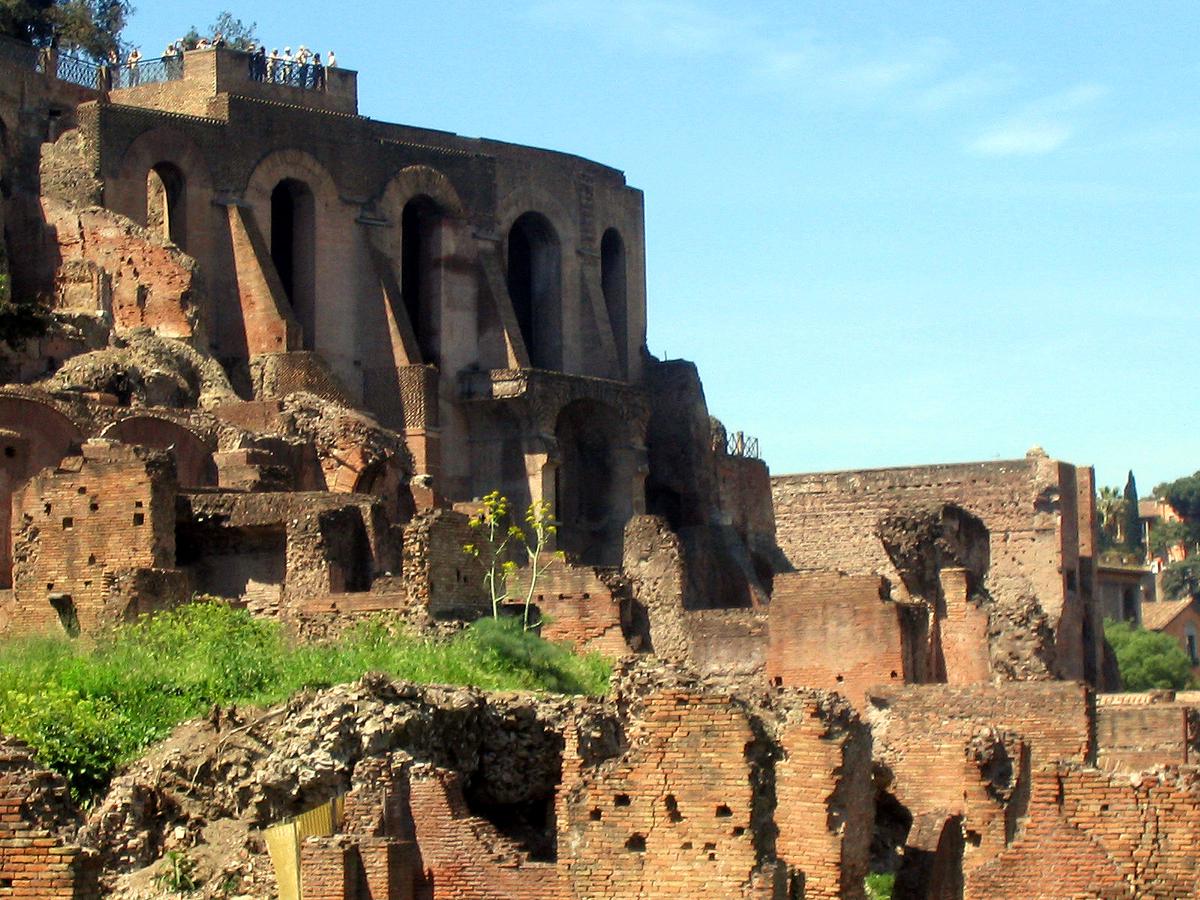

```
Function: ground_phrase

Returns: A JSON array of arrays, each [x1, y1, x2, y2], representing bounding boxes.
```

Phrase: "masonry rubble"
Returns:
[[0, 32, 1195, 900]]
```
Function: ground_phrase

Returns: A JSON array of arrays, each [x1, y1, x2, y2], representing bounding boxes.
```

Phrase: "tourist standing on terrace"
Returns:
[[126, 47, 141, 86]]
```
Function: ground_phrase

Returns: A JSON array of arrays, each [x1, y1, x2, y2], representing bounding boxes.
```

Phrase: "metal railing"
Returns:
[[112, 55, 179, 89], [255, 56, 329, 91], [52, 51, 103, 88], [724, 431, 760, 460]]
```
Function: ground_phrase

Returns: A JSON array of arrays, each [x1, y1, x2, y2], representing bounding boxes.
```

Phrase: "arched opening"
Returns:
[[506, 212, 561, 370], [271, 178, 317, 350], [146, 162, 186, 249], [401, 195, 443, 366], [601, 228, 628, 377], [555, 399, 631, 566]]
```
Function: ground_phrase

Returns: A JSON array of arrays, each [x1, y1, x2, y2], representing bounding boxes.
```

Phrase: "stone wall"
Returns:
[[401, 508, 485, 619]]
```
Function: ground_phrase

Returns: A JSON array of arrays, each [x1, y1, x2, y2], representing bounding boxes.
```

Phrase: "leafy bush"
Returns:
[[0, 601, 611, 799], [865, 873, 895, 900], [1104, 619, 1196, 692]]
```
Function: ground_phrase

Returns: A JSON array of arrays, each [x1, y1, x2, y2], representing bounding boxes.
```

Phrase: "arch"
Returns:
[[111, 127, 213, 243], [100, 416, 216, 488], [270, 177, 317, 349], [401, 194, 443, 366], [506, 212, 562, 370], [378, 164, 467, 220], [244, 149, 340, 354], [147, 161, 187, 248], [554, 398, 632, 566], [600, 227, 628, 377]]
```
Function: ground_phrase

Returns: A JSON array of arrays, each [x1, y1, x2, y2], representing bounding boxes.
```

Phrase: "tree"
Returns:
[[1123, 471, 1142, 552], [1162, 558, 1200, 602], [183, 10, 257, 51], [1097, 486, 1125, 548], [0, 0, 131, 61], [1104, 619, 1196, 691], [1156, 472, 1200, 521]]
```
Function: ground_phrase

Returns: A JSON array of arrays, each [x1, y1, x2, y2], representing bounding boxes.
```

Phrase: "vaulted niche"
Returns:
[[555, 399, 631, 566], [600, 228, 628, 378], [271, 178, 316, 350], [401, 195, 443, 366], [506, 212, 562, 370], [147, 162, 186, 249]]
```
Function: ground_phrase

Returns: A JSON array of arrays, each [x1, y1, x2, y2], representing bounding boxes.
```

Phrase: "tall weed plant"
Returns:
[[0, 601, 610, 800]]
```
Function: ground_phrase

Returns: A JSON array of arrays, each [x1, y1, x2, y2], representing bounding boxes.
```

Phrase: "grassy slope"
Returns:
[[0, 602, 611, 799]]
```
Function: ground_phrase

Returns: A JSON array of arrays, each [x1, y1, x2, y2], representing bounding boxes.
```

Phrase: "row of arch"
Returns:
[[117, 128, 634, 376]]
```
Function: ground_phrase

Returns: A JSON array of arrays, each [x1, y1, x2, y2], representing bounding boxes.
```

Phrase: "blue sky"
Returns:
[[122, 2, 1199, 490]]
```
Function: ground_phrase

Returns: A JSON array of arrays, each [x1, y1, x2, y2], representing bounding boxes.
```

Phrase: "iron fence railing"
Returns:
[[259, 57, 328, 91], [724, 431, 760, 460], [52, 51, 103, 88], [113, 55, 179, 89]]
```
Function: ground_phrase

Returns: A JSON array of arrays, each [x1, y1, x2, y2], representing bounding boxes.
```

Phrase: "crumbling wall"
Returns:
[[772, 454, 1096, 682], [508, 557, 629, 657], [767, 571, 926, 705], [1094, 694, 1200, 771], [10, 441, 185, 635], [964, 763, 1200, 899], [558, 664, 872, 899], [401, 508, 485, 619], [0, 739, 98, 899]]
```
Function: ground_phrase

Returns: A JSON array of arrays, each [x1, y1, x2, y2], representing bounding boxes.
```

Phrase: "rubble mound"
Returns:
[[79, 674, 573, 895], [39, 330, 236, 408]]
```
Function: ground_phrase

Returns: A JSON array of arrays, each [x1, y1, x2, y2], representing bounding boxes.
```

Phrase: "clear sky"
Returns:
[[121, 1, 1199, 491]]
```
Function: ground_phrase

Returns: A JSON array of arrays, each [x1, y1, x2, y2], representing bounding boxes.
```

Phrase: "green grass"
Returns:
[[0, 601, 611, 800], [865, 873, 895, 900]]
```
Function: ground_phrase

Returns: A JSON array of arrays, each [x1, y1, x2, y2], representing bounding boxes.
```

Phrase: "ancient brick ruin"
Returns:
[[0, 36, 1197, 899]]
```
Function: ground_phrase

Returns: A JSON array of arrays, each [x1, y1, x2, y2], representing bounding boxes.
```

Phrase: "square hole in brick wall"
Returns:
[[133, 513, 145, 526], [90, 502, 99, 512], [62, 517, 73, 529], [625, 834, 646, 852], [715, 804, 732, 818], [77, 486, 87, 494], [614, 794, 630, 807], [589, 808, 602, 821]]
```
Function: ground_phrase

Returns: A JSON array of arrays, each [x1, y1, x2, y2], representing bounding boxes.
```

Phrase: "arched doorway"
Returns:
[[601, 228, 627, 378], [402, 195, 443, 366], [271, 178, 316, 350], [506, 212, 561, 370], [146, 162, 186, 249]]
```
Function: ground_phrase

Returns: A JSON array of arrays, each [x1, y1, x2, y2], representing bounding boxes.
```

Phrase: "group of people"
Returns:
[[115, 36, 339, 91], [246, 45, 338, 90]]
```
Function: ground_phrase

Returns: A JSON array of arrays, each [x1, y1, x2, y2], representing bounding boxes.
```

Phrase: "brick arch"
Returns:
[[378, 165, 468, 221], [100, 416, 216, 487], [108, 126, 213, 229], [0, 395, 84, 588], [243, 148, 339, 210]]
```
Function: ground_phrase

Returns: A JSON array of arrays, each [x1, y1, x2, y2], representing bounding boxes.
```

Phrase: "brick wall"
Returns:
[[558, 691, 766, 898], [0, 741, 97, 899], [771, 455, 1098, 682], [767, 572, 922, 706], [869, 682, 1093, 875], [964, 763, 1200, 899], [509, 559, 628, 657], [402, 509, 486, 619], [1095, 698, 1200, 770], [10, 442, 183, 635]]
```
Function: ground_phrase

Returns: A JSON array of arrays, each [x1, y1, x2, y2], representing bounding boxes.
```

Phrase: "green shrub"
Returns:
[[866, 872, 895, 900], [1104, 618, 1197, 691], [0, 601, 611, 799]]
